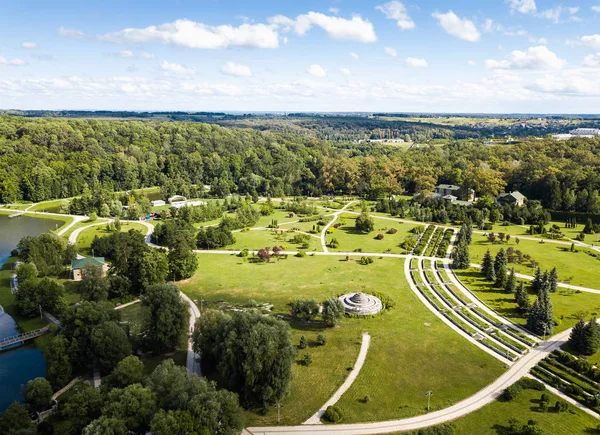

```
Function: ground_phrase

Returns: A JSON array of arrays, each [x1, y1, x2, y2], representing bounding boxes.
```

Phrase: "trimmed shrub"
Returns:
[[301, 353, 312, 366], [375, 234, 384, 240], [299, 335, 308, 349], [502, 383, 523, 401], [316, 334, 326, 346], [387, 228, 398, 235], [323, 405, 344, 423]]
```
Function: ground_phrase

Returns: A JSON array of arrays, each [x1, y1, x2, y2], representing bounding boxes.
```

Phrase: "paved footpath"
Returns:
[[247, 329, 572, 435], [303, 332, 370, 425]]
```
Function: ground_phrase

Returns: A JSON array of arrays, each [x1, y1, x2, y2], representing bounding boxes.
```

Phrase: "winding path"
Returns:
[[303, 332, 371, 425]]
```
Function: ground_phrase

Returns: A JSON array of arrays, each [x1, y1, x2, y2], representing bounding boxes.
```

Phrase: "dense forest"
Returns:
[[1, 115, 600, 214]]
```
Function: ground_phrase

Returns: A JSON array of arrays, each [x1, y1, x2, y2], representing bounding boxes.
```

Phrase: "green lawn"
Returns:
[[469, 233, 600, 290], [74, 222, 148, 256], [180, 255, 505, 425], [28, 199, 64, 213], [328, 214, 416, 254], [455, 268, 600, 334], [452, 388, 600, 434], [227, 229, 322, 252]]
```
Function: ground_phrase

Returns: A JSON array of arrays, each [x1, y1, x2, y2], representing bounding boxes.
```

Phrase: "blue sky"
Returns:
[[1, 0, 600, 112]]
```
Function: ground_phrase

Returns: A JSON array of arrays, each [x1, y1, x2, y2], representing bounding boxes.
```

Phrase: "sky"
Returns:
[[1, 0, 600, 113]]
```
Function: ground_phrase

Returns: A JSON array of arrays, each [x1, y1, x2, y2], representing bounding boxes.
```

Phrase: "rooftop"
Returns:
[[71, 257, 106, 270]]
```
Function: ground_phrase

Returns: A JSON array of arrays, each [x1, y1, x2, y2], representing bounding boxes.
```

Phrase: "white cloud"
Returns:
[[583, 53, 600, 67], [0, 56, 26, 66], [537, 37, 548, 45], [161, 60, 196, 75], [21, 42, 38, 49], [506, 0, 537, 14], [406, 57, 428, 68], [58, 27, 86, 38], [568, 35, 600, 50], [485, 46, 566, 70], [221, 61, 252, 77], [538, 6, 562, 23], [432, 11, 480, 42], [269, 12, 376, 43], [308, 64, 327, 77], [329, 7, 340, 14], [94, 19, 280, 49], [568, 7, 580, 14], [384, 46, 398, 57], [119, 50, 135, 58], [593, 6, 600, 12], [376, 1, 415, 30], [350, 52, 359, 60], [468, 60, 477, 66], [140, 52, 155, 59], [340, 67, 351, 75]]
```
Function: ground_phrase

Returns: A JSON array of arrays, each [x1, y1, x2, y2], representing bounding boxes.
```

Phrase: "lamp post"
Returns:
[[425, 390, 433, 411]]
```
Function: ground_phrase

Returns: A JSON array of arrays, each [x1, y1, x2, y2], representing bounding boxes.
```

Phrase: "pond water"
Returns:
[[0, 215, 57, 413]]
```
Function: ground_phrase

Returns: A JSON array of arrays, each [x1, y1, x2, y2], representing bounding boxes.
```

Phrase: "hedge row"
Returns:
[[425, 227, 444, 257], [435, 229, 454, 258], [413, 224, 435, 256]]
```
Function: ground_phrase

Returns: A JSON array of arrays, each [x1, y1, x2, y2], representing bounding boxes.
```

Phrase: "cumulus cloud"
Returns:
[[568, 35, 600, 50], [506, 0, 537, 14], [485, 46, 566, 70], [119, 50, 135, 58], [376, 1, 415, 30], [21, 42, 38, 49], [269, 12, 376, 43], [583, 53, 600, 68], [350, 52, 359, 60], [161, 60, 196, 75], [85, 19, 280, 49], [0, 56, 26, 66], [384, 46, 398, 57], [432, 11, 480, 42], [406, 57, 428, 68], [340, 67, 351, 75], [308, 64, 327, 77], [58, 27, 86, 38], [221, 61, 252, 77]]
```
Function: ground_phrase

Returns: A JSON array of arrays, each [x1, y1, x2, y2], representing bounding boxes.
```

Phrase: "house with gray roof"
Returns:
[[497, 191, 526, 207]]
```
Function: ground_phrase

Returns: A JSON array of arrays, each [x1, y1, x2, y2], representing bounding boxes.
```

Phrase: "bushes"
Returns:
[[289, 299, 320, 320], [360, 256, 374, 265], [387, 228, 398, 235], [316, 334, 326, 345], [375, 234, 384, 240], [502, 384, 523, 401], [323, 405, 344, 423], [299, 336, 308, 349], [504, 377, 547, 401], [301, 353, 312, 366]]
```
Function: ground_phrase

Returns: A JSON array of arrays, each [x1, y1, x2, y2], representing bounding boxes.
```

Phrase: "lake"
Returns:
[[0, 215, 57, 413]]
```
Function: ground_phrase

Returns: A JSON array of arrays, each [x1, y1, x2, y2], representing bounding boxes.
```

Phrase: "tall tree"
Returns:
[[527, 279, 554, 337], [569, 319, 587, 354], [481, 249, 494, 281], [452, 239, 470, 270], [494, 249, 508, 289], [548, 267, 558, 293], [142, 283, 187, 354], [79, 264, 110, 301], [583, 317, 600, 356], [46, 334, 73, 390], [515, 282, 530, 312], [23, 377, 53, 412], [504, 268, 517, 294], [167, 237, 198, 281], [91, 322, 132, 375]]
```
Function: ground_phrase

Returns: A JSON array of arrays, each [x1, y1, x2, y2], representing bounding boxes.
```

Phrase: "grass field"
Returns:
[[74, 222, 148, 256], [469, 233, 600, 290], [179, 255, 505, 425], [455, 268, 600, 334], [228, 229, 323, 252], [451, 388, 600, 434], [328, 214, 416, 254]]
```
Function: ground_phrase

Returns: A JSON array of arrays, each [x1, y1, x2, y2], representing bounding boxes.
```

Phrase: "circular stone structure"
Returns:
[[339, 292, 383, 316]]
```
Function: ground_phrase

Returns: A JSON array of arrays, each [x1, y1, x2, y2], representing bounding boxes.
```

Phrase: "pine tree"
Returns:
[[569, 319, 587, 353], [505, 268, 517, 294], [548, 267, 558, 293], [527, 279, 554, 337], [531, 268, 543, 293], [494, 249, 508, 289], [482, 249, 494, 281], [464, 219, 473, 245], [488, 264, 496, 283], [583, 317, 600, 356], [452, 239, 470, 270], [515, 282, 530, 311]]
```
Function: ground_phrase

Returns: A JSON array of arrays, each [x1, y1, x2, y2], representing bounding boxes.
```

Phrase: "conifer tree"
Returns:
[[583, 317, 600, 356], [569, 319, 587, 353], [527, 279, 554, 337], [482, 249, 494, 281], [531, 268, 543, 293], [494, 249, 508, 288], [548, 267, 558, 293], [452, 239, 470, 270], [505, 268, 517, 294], [515, 282, 530, 311]]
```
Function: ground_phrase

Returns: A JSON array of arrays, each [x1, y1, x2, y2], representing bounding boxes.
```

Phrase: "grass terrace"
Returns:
[[74, 222, 149, 256]]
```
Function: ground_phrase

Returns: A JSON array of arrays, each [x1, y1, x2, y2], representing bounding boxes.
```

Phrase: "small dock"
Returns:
[[8, 212, 24, 219]]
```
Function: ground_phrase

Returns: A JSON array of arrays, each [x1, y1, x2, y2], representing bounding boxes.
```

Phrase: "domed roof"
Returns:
[[349, 292, 368, 304]]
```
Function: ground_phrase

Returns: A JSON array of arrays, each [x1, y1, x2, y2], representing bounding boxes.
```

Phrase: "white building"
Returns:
[[151, 200, 166, 207], [569, 128, 600, 137]]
